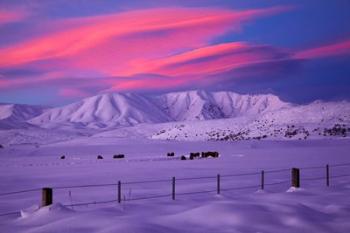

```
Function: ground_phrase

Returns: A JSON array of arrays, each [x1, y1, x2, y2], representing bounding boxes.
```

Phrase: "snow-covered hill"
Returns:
[[155, 90, 289, 121], [151, 100, 350, 141], [28, 90, 291, 128], [0, 103, 45, 129], [29, 93, 170, 129], [1, 90, 350, 143]]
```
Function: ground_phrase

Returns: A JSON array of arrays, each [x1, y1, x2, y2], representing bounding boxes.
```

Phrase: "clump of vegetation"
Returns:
[[97, 155, 104, 159], [0, 144, 3, 149], [323, 124, 348, 137], [284, 125, 309, 139], [189, 152, 200, 160], [113, 154, 125, 159], [201, 151, 219, 158]]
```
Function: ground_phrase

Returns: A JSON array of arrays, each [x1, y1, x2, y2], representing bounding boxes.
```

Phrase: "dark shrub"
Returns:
[[202, 151, 219, 158], [60, 155, 65, 159], [0, 144, 3, 149], [97, 155, 103, 159], [180, 155, 187, 160], [190, 152, 200, 160], [113, 154, 125, 159], [167, 152, 175, 157]]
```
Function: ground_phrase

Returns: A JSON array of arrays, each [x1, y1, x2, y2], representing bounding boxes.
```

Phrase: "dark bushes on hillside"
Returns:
[[113, 154, 125, 159]]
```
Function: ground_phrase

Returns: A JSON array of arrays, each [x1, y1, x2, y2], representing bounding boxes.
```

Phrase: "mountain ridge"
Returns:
[[28, 90, 292, 128], [0, 90, 349, 131]]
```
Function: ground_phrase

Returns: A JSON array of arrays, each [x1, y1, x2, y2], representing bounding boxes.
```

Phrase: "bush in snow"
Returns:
[[0, 144, 3, 149], [97, 155, 104, 159], [323, 124, 348, 137], [180, 156, 187, 160], [190, 152, 200, 160], [167, 152, 175, 157], [113, 154, 125, 159], [60, 155, 65, 159], [201, 151, 219, 158]]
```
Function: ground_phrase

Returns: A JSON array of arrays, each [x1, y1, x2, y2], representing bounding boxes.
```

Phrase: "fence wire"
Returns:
[[1, 162, 350, 218]]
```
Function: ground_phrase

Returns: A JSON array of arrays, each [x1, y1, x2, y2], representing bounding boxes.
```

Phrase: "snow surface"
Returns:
[[0, 139, 350, 233]]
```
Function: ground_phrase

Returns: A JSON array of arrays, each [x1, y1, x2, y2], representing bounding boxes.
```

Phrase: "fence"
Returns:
[[1, 162, 350, 217]]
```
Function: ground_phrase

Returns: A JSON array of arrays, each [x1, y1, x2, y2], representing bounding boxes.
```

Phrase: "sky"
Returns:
[[0, 0, 349, 106]]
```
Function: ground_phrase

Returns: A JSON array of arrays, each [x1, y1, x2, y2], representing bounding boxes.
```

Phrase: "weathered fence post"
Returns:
[[172, 177, 176, 200], [118, 181, 121, 203], [217, 174, 221, 194], [291, 168, 300, 188], [42, 187, 53, 207], [261, 170, 265, 190], [326, 164, 330, 187]]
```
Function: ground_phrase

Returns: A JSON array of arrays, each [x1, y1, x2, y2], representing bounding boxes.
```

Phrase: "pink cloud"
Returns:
[[0, 6, 293, 93], [294, 39, 350, 59], [125, 42, 288, 77], [0, 6, 289, 71], [0, 10, 27, 24]]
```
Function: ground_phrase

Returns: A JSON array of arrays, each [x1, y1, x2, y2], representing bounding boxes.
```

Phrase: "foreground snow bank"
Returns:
[[1, 187, 350, 233], [20, 203, 72, 219]]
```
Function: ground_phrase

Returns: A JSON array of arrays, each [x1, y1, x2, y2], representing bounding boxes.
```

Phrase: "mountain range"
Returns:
[[0, 90, 293, 129], [0, 90, 349, 141]]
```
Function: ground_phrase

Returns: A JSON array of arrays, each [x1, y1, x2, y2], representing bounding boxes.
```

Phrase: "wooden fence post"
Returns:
[[217, 174, 221, 194], [291, 168, 300, 188], [118, 181, 121, 203], [326, 164, 330, 187], [172, 177, 176, 200], [261, 170, 265, 190], [42, 187, 53, 207]]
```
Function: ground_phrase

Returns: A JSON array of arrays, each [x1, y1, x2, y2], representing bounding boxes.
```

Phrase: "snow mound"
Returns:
[[286, 187, 305, 193], [20, 203, 73, 219]]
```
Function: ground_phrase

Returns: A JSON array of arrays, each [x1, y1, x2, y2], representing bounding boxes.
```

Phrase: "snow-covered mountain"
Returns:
[[0, 103, 45, 129], [1, 90, 349, 141], [29, 93, 170, 128], [0, 90, 349, 144], [28, 90, 290, 128], [155, 90, 289, 121], [151, 100, 350, 141]]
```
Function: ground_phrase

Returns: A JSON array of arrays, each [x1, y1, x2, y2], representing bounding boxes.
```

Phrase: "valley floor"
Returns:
[[0, 139, 350, 232]]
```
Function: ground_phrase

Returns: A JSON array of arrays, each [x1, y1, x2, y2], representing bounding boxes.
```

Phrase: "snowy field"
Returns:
[[1, 138, 350, 232]]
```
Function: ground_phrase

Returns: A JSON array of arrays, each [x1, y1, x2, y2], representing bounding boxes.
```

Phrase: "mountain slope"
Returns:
[[151, 100, 350, 141], [0, 103, 45, 129], [29, 90, 291, 129], [29, 93, 170, 128], [154, 90, 290, 121]]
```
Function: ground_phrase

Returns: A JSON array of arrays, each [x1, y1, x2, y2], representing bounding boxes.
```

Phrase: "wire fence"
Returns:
[[0, 162, 350, 217]]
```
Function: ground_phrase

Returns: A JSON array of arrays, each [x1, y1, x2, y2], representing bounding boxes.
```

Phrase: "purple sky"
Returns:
[[0, 0, 349, 106]]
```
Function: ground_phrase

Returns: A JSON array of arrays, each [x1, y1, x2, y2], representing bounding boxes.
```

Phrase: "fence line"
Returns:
[[1, 162, 350, 197], [1, 162, 350, 218], [0, 188, 41, 197]]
